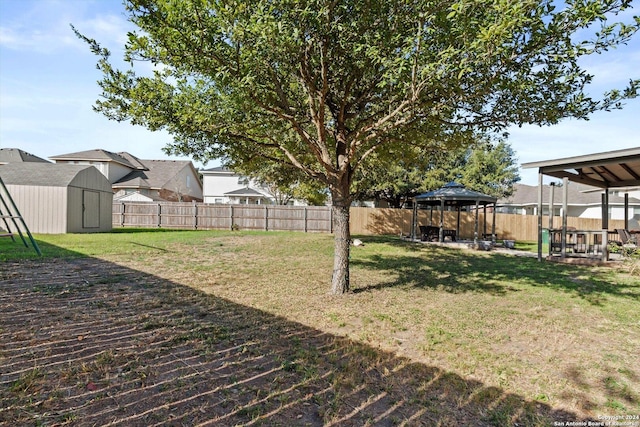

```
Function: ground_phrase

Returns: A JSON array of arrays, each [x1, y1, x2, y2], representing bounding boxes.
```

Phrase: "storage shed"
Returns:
[[0, 163, 113, 233]]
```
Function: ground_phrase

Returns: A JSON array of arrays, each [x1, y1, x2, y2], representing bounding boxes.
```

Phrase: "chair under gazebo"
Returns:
[[410, 182, 498, 244]]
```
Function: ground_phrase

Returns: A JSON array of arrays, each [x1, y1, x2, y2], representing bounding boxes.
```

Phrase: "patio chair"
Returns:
[[615, 229, 637, 246], [419, 225, 439, 242]]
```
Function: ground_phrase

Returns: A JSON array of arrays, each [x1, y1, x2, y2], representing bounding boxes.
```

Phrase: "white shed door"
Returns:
[[83, 190, 100, 228]]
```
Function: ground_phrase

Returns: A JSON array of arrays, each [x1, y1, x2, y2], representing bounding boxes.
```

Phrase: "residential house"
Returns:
[[497, 183, 640, 227], [49, 149, 203, 202], [200, 166, 273, 204]]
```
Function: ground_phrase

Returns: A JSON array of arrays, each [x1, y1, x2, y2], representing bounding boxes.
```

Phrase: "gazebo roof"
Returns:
[[414, 182, 497, 206]]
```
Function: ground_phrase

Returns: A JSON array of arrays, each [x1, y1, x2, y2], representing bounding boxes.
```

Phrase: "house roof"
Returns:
[[112, 160, 197, 190], [116, 152, 148, 170], [0, 148, 50, 164], [415, 182, 497, 206], [522, 147, 640, 188], [201, 166, 236, 175], [497, 183, 639, 207], [0, 163, 101, 187], [114, 192, 163, 202], [49, 149, 138, 169], [224, 187, 266, 197]]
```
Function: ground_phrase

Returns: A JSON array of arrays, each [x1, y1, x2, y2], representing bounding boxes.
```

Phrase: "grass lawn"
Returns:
[[1, 229, 638, 425]]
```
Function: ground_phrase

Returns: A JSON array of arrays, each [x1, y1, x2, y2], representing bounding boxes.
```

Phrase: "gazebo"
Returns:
[[411, 182, 498, 243]]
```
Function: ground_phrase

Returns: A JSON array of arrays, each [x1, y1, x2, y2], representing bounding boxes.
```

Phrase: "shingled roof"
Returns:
[[49, 149, 137, 169], [112, 160, 196, 190], [0, 148, 50, 164], [0, 163, 101, 187]]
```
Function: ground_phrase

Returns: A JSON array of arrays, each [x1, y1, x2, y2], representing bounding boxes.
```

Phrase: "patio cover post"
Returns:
[[537, 172, 543, 261], [549, 183, 555, 230], [561, 177, 568, 258], [625, 193, 629, 229], [602, 192, 609, 261]]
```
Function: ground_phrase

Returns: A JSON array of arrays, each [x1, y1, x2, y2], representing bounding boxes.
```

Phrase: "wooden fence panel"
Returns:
[[196, 204, 234, 230], [304, 206, 333, 232], [113, 202, 627, 241], [112, 202, 332, 233]]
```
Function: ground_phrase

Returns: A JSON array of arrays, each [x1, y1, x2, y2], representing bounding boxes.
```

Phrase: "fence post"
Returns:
[[304, 207, 308, 232], [230, 205, 234, 230], [121, 202, 125, 227], [158, 203, 162, 228], [194, 203, 198, 230], [265, 205, 268, 231]]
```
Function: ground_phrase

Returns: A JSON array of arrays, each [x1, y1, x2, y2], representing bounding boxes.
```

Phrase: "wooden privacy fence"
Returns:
[[348, 207, 626, 241], [112, 202, 332, 232], [112, 203, 626, 241]]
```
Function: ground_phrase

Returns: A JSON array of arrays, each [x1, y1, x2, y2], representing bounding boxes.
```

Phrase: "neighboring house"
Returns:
[[0, 148, 50, 164], [49, 149, 203, 202], [0, 162, 113, 234], [200, 166, 314, 206], [497, 182, 640, 226], [200, 166, 273, 204]]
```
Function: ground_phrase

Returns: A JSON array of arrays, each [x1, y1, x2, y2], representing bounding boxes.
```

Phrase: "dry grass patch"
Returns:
[[1, 230, 638, 425]]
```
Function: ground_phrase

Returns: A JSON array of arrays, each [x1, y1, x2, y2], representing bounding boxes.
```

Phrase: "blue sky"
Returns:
[[1, 0, 638, 185]]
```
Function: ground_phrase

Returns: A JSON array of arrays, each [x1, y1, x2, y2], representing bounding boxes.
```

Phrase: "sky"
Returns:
[[1, 0, 639, 185]]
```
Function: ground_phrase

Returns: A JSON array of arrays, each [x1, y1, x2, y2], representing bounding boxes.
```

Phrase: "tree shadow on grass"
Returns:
[[350, 236, 640, 305], [0, 257, 593, 426]]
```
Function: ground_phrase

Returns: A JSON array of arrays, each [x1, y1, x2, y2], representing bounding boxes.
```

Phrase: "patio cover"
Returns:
[[522, 147, 640, 261], [412, 182, 497, 243], [522, 147, 640, 189]]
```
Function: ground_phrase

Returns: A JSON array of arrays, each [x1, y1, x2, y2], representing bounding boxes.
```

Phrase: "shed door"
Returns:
[[83, 190, 100, 228]]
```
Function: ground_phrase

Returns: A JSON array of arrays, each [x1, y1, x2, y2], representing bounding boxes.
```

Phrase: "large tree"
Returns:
[[352, 140, 520, 207], [76, 0, 638, 293]]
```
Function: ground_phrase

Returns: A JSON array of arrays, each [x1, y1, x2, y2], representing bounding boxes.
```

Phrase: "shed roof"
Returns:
[[522, 147, 640, 188], [0, 163, 103, 187], [415, 182, 497, 206]]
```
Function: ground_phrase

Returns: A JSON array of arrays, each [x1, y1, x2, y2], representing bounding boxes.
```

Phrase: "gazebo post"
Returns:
[[483, 205, 487, 239], [439, 199, 445, 243], [474, 199, 479, 243], [411, 199, 418, 240], [456, 206, 461, 241], [491, 203, 496, 243]]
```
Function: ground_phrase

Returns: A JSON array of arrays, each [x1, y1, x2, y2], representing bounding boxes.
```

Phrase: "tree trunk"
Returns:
[[331, 202, 350, 294]]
